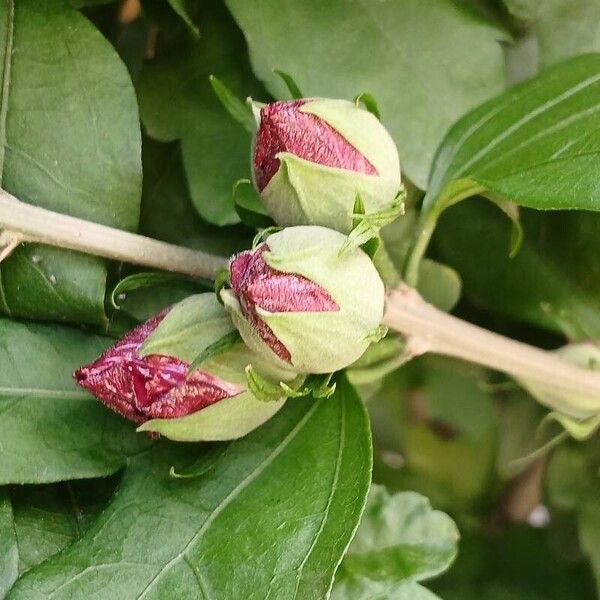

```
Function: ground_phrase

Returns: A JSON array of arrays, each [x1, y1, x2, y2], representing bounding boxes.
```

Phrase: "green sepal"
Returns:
[[252, 226, 283, 249], [273, 69, 304, 99], [110, 272, 206, 310], [354, 92, 381, 120], [245, 364, 286, 402], [280, 373, 337, 400], [540, 412, 600, 442], [140, 294, 235, 362], [364, 324, 388, 344], [187, 330, 241, 376], [245, 365, 309, 402], [209, 75, 255, 133], [232, 179, 275, 228], [214, 267, 230, 305], [339, 188, 406, 257]]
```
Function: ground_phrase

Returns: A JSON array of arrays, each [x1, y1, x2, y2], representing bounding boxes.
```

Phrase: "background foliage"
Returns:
[[0, 0, 599, 598]]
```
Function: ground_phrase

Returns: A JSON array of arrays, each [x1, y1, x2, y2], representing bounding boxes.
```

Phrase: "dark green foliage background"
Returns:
[[0, 0, 599, 598]]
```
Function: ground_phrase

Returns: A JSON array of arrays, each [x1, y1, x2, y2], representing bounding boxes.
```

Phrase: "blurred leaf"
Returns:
[[9, 478, 117, 574], [8, 378, 372, 599], [332, 577, 441, 599], [139, 138, 252, 255], [434, 200, 600, 339], [110, 272, 206, 310], [505, 0, 600, 67], [225, 0, 507, 189], [0, 0, 141, 325], [0, 492, 17, 597], [421, 357, 494, 439], [333, 486, 458, 597], [546, 443, 600, 594], [579, 502, 600, 595], [0, 319, 152, 484], [167, 0, 199, 37], [496, 391, 545, 479], [432, 526, 597, 600], [368, 364, 496, 511], [138, 0, 267, 225]]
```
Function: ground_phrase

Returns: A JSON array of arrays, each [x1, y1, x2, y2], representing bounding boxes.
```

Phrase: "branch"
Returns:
[[3, 189, 600, 410], [0, 189, 227, 279], [384, 285, 600, 405]]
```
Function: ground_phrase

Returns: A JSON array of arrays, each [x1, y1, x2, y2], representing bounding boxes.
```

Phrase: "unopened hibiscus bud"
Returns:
[[221, 226, 386, 374], [74, 294, 292, 441], [518, 342, 600, 420], [252, 98, 402, 233]]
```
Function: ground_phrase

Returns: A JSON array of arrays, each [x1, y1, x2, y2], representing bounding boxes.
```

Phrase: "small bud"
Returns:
[[252, 98, 401, 233], [74, 294, 291, 441], [221, 226, 385, 374], [518, 342, 600, 419]]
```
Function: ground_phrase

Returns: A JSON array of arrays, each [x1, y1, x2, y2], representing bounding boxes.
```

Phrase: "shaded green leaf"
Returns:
[[167, 0, 199, 37], [505, 0, 600, 68], [434, 200, 600, 339], [225, 0, 507, 188], [0, 0, 141, 325], [0, 319, 152, 484], [8, 377, 372, 599], [0, 492, 17, 598], [138, 0, 267, 225], [9, 478, 117, 575]]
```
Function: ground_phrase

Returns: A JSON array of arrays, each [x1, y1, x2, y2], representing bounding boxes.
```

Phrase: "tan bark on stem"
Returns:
[[3, 186, 600, 408], [384, 284, 600, 401], [0, 188, 227, 279]]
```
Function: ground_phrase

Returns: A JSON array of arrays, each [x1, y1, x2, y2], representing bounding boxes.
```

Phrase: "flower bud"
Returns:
[[221, 226, 386, 374], [74, 294, 291, 441], [252, 98, 401, 233], [518, 342, 600, 419]]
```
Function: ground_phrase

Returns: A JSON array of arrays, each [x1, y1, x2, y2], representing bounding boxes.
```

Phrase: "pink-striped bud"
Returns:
[[221, 226, 385, 374], [251, 98, 401, 232], [74, 294, 291, 441], [74, 309, 242, 426]]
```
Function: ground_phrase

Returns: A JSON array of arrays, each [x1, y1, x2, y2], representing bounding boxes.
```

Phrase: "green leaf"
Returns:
[[139, 138, 252, 257], [225, 0, 507, 189], [9, 478, 117, 575], [232, 179, 275, 229], [138, 0, 268, 225], [0, 492, 17, 598], [0, 319, 152, 484], [8, 377, 372, 599], [425, 54, 600, 213], [342, 486, 459, 581], [407, 54, 600, 283], [0, 0, 141, 325], [110, 272, 205, 310], [434, 200, 600, 339]]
